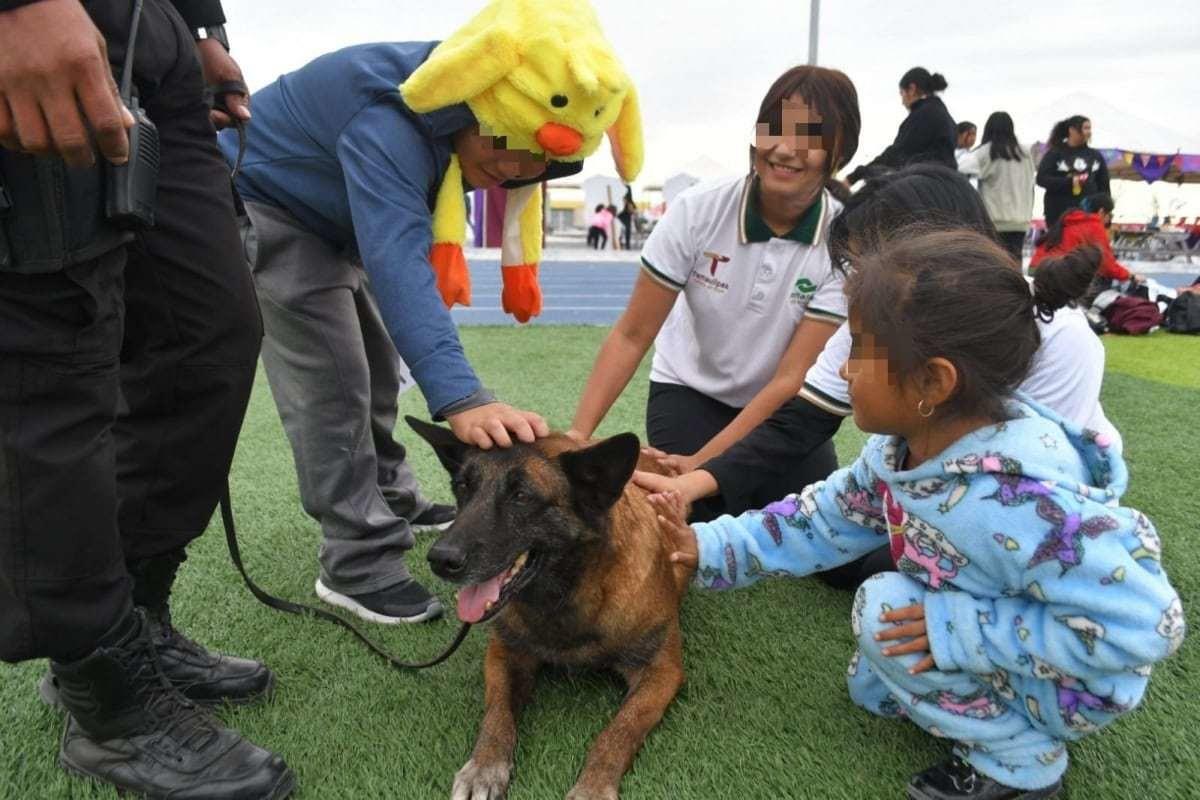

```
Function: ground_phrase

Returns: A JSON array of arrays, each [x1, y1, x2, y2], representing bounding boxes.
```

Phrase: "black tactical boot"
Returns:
[[50, 609, 294, 799], [908, 754, 1063, 800], [42, 549, 274, 707]]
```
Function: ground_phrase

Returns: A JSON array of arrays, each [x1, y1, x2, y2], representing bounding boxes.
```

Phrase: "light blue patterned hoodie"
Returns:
[[692, 396, 1184, 733]]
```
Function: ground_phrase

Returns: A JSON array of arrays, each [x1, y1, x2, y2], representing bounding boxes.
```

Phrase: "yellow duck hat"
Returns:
[[401, 0, 644, 323]]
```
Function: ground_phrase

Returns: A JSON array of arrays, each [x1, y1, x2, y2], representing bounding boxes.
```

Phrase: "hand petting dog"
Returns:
[[648, 491, 698, 571], [446, 402, 549, 449]]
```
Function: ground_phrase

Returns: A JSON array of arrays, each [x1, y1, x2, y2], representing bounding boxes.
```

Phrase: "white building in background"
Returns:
[[541, 155, 739, 244], [661, 154, 739, 208]]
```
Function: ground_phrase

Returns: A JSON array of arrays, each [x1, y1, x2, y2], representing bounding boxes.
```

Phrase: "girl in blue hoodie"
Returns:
[[651, 229, 1184, 800]]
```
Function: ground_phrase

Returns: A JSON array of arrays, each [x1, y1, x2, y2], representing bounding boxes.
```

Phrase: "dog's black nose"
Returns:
[[427, 541, 467, 577]]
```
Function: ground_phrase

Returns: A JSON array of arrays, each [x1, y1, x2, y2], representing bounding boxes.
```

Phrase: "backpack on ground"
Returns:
[[1166, 291, 1200, 334], [1102, 295, 1162, 335]]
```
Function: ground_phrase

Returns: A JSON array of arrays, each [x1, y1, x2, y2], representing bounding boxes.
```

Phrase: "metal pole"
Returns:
[[807, 0, 820, 65]]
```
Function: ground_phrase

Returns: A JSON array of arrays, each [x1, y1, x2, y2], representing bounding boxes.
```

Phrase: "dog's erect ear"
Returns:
[[405, 416, 469, 475], [558, 433, 641, 513]]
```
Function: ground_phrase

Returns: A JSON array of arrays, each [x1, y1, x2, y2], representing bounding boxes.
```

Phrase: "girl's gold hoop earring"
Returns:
[[918, 400, 936, 418]]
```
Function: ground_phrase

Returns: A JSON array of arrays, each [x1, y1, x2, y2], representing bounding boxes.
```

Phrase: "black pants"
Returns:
[[646, 382, 837, 522], [998, 231, 1026, 262], [586, 225, 607, 249], [0, 0, 260, 662]]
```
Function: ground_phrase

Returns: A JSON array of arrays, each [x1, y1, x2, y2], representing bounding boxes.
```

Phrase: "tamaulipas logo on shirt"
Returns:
[[791, 277, 816, 304], [691, 251, 731, 293]]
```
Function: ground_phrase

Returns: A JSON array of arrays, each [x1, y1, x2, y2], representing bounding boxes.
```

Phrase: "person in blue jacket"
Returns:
[[217, 42, 566, 625], [651, 230, 1184, 800]]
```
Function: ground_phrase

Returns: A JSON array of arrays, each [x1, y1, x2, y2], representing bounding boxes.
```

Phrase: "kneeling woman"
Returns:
[[569, 65, 861, 521]]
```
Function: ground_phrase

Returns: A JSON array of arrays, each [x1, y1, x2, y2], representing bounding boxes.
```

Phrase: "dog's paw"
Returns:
[[565, 783, 618, 800], [451, 759, 511, 800]]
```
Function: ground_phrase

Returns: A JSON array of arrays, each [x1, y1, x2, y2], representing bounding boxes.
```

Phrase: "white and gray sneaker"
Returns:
[[315, 578, 443, 624], [409, 503, 456, 532]]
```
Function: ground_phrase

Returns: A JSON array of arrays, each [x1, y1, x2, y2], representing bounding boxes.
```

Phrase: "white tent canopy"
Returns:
[[1020, 92, 1200, 154]]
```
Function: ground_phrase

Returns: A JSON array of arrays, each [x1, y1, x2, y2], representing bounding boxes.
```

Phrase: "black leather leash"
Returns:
[[220, 489, 472, 671], [207, 80, 249, 180]]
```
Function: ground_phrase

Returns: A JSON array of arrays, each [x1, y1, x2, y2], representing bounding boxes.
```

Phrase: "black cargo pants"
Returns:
[[0, 0, 260, 662]]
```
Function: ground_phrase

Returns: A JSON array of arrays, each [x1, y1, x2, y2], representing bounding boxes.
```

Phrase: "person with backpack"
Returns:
[[846, 67, 956, 185], [958, 111, 1035, 261], [1036, 115, 1110, 226]]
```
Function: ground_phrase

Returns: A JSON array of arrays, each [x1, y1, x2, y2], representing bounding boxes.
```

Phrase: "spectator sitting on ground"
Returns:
[[1031, 193, 1143, 304]]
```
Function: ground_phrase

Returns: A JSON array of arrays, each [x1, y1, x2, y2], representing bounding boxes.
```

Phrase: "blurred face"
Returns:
[[838, 314, 919, 435], [899, 84, 922, 109], [1098, 208, 1113, 227], [958, 127, 977, 149], [753, 95, 829, 200], [453, 126, 548, 189], [1068, 120, 1092, 147]]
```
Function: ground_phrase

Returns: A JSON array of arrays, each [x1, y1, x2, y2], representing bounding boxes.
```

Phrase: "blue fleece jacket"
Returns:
[[218, 42, 480, 417], [692, 397, 1184, 719]]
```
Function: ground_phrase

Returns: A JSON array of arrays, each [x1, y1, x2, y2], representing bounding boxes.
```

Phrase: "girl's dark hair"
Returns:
[[956, 121, 976, 136], [980, 111, 1024, 162], [1048, 115, 1089, 146], [1031, 246, 1102, 319], [756, 65, 862, 175], [828, 164, 997, 272], [846, 228, 1099, 422], [1040, 193, 1114, 249], [1080, 192, 1114, 215], [594, 203, 605, 212], [899, 67, 947, 94]]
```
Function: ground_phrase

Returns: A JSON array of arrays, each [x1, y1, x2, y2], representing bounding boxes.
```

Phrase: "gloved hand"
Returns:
[[501, 263, 541, 323], [430, 243, 471, 308]]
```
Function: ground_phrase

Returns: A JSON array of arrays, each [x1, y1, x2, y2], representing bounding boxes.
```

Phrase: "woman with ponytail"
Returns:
[[845, 67, 957, 185], [1036, 114, 1110, 225]]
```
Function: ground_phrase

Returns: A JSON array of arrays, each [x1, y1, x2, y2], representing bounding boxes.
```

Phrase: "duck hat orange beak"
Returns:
[[536, 122, 584, 157]]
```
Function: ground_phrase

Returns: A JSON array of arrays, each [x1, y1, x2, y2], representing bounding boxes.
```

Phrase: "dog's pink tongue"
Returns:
[[456, 575, 504, 623]]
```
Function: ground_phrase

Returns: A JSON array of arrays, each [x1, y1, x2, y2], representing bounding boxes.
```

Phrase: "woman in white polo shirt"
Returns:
[[569, 65, 862, 521]]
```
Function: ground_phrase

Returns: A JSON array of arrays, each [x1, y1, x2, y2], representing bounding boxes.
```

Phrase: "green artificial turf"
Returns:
[[1, 328, 1196, 799]]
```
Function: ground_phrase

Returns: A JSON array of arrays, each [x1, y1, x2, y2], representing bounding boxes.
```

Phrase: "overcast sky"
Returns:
[[222, 0, 1199, 201]]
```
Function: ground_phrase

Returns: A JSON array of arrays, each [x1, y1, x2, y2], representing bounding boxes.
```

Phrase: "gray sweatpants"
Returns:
[[242, 201, 431, 595]]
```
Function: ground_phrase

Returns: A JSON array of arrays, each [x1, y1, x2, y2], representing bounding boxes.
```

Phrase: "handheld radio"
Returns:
[[105, 0, 159, 228]]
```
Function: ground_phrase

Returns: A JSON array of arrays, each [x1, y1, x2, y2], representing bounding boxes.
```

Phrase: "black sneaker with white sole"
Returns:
[[908, 755, 1062, 800], [409, 503, 457, 532], [315, 578, 443, 624]]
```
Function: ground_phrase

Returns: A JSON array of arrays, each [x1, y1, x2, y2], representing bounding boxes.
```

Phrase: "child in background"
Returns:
[[587, 204, 613, 249], [652, 228, 1184, 800]]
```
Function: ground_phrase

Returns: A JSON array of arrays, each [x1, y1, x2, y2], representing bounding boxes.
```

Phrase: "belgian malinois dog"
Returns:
[[407, 417, 689, 800]]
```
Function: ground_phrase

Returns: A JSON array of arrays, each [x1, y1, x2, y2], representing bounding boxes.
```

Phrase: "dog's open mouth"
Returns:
[[455, 551, 539, 623]]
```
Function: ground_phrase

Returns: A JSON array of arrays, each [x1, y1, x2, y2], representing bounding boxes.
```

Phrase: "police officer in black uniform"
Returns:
[[0, 1, 294, 796]]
